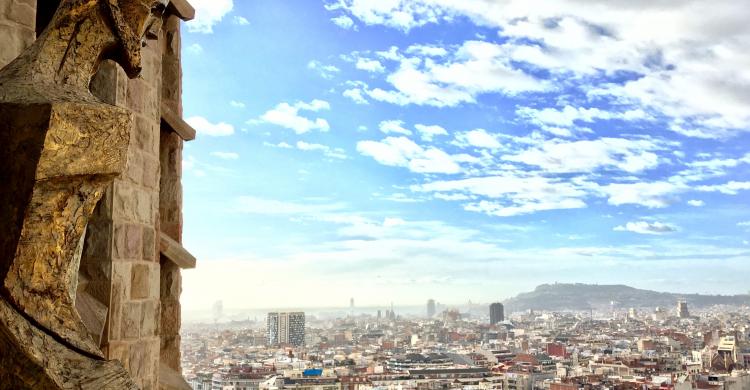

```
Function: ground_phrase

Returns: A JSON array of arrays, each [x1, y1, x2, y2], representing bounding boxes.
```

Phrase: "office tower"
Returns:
[[677, 300, 690, 318], [490, 302, 504, 325], [267, 312, 305, 346], [427, 299, 436, 318]]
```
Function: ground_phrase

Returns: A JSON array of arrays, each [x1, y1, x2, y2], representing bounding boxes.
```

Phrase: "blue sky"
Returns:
[[178, 0, 750, 310]]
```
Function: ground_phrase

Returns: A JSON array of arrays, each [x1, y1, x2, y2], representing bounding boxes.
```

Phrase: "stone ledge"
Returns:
[[167, 0, 196, 21], [159, 232, 196, 269], [161, 103, 196, 141]]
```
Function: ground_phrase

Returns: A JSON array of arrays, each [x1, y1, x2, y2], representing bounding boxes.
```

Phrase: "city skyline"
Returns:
[[178, 0, 750, 310]]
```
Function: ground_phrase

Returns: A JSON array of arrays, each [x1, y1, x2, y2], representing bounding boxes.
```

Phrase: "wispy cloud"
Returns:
[[251, 100, 331, 134], [614, 221, 678, 235], [211, 151, 239, 160], [357, 136, 462, 174], [232, 15, 250, 25], [186, 116, 235, 136], [330, 15, 356, 30], [186, 0, 233, 33], [308, 60, 341, 79]]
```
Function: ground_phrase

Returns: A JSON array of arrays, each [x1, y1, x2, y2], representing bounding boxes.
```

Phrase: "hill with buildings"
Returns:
[[504, 283, 750, 313]]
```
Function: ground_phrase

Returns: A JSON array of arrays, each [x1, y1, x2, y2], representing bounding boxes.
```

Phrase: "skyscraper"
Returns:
[[267, 312, 305, 346], [490, 302, 504, 325], [427, 299, 436, 318]]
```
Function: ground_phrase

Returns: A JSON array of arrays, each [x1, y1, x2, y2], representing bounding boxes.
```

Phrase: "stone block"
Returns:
[[142, 227, 156, 261], [81, 217, 112, 262], [109, 262, 131, 340], [0, 23, 34, 68], [144, 91, 160, 121], [159, 260, 181, 298], [142, 43, 162, 85], [124, 148, 145, 185], [127, 340, 148, 379], [8, 0, 35, 28], [114, 222, 142, 260], [160, 335, 181, 371], [126, 79, 147, 114], [160, 300, 180, 337], [149, 262, 160, 300], [143, 153, 160, 189], [108, 341, 130, 369], [139, 188, 155, 225], [135, 115, 158, 155], [121, 302, 142, 340], [130, 263, 150, 299], [140, 300, 159, 337], [91, 60, 129, 106], [113, 181, 155, 225]]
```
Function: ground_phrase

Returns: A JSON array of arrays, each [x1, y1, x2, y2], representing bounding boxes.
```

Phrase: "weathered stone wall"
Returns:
[[0, 0, 34, 67], [159, 14, 185, 372], [105, 41, 164, 389]]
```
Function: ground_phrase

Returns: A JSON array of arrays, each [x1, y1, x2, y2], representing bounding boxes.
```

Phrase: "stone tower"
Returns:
[[0, 0, 197, 388]]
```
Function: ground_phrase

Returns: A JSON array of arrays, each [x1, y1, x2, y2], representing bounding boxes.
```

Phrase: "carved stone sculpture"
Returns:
[[0, 0, 167, 387]]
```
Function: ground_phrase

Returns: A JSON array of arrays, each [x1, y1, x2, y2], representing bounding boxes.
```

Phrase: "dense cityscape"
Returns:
[[181, 298, 750, 390]]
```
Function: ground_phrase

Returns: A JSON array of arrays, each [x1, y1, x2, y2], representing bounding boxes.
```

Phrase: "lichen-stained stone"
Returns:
[[0, 0, 171, 386]]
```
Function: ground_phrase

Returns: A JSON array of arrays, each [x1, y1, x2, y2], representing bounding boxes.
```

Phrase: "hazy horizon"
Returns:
[[178, 0, 750, 311]]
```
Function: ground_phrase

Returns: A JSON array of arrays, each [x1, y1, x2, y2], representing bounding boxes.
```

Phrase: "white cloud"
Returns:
[[308, 60, 340, 79], [614, 221, 678, 235], [331, 15, 356, 29], [737, 221, 750, 227], [229, 100, 245, 108], [186, 0, 233, 33], [186, 116, 235, 136], [296, 141, 348, 160], [331, 0, 750, 136], [356, 58, 385, 72], [414, 124, 448, 141], [253, 100, 331, 134], [362, 41, 548, 107], [406, 44, 448, 57], [379, 120, 411, 135], [454, 129, 501, 149], [357, 136, 461, 174], [413, 174, 588, 217], [696, 181, 750, 195], [434, 193, 471, 201], [232, 15, 250, 25], [342, 88, 369, 104], [264, 141, 293, 149], [602, 181, 685, 208], [687, 199, 705, 207], [186, 43, 203, 55], [211, 151, 239, 160], [516, 106, 650, 136], [504, 137, 662, 174]]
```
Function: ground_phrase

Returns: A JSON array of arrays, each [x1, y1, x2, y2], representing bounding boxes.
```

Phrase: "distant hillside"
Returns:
[[504, 283, 750, 313]]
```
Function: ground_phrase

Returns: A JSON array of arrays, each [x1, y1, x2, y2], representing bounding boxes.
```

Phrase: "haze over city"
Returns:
[[177, 0, 750, 311]]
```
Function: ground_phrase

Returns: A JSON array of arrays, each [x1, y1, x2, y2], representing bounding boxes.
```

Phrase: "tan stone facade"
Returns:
[[0, 1, 196, 388]]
